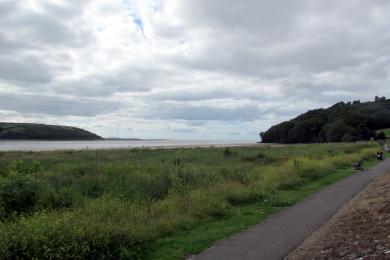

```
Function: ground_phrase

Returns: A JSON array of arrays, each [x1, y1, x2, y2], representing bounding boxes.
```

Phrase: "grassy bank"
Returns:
[[0, 142, 383, 259]]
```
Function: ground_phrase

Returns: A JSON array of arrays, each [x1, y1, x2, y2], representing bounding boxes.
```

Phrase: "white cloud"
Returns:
[[1, 0, 390, 140]]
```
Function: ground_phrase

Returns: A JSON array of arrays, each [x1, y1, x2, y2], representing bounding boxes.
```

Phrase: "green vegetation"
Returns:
[[261, 98, 390, 143], [0, 122, 102, 140], [0, 143, 382, 259], [376, 128, 390, 139]]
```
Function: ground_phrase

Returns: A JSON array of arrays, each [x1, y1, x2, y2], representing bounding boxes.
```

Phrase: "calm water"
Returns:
[[0, 140, 256, 152]]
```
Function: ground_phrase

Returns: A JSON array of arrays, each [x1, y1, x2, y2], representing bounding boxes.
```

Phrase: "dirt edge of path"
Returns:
[[285, 171, 390, 260]]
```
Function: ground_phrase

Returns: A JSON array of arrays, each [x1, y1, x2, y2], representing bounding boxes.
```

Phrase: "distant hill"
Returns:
[[261, 97, 390, 144], [0, 123, 103, 140]]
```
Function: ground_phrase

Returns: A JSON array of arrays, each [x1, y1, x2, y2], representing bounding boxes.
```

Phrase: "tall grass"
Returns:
[[0, 142, 381, 258]]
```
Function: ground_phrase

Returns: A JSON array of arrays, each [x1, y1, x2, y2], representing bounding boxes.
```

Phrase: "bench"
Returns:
[[352, 159, 364, 171], [377, 152, 384, 160]]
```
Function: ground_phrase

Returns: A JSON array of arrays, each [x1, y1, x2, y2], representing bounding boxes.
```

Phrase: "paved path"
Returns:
[[193, 158, 390, 260]]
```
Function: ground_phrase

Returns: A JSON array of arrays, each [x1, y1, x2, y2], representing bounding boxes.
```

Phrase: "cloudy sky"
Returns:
[[1, 0, 390, 140]]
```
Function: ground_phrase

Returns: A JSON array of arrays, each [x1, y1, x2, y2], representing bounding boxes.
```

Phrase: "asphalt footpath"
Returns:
[[193, 158, 390, 260]]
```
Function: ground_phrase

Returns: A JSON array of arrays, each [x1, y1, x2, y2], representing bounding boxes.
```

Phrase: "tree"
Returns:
[[320, 121, 353, 142], [355, 124, 374, 140], [259, 132, 264, 141], [376, 131, 386, 140]]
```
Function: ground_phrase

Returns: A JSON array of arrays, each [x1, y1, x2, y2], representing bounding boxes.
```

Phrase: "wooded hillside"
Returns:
[[261, 99, 390, 143]]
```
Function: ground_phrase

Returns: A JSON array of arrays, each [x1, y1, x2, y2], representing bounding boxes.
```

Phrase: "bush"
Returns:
[[223, 148, 234, 157], [8, 160, 41, 175], [376, 131, 386, 140], [241, 152, 267, 163], [0, 171, 39, 218], [38, 187, 83, 210]]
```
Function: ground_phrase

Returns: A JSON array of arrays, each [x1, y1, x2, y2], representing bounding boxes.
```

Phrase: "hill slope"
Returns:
[[261, 99, 390, 143], [0, 123, 102, 140]]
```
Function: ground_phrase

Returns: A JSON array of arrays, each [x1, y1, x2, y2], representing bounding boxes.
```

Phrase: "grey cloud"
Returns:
[[166, 0, 301, 41], [163, 0, 390, 78], [146, 89, 281, 106], [172, 128, 196, 133], [0, 92, 118, 116], [0, 33, 24, 53], [187, 121, 205, 126], [57, 66, 164, 97], [146, 96, 321, 122], [228, 132, 241, 136], [13, 15, 83, 46], [148, 103, 263, 121], [0, 55, 54, 84], [99, 67, 161, 93], [0, 1, 19, 17], [0, 0, 93, 51], [41, 1, 89, 19], [147, 89, 234, 102]]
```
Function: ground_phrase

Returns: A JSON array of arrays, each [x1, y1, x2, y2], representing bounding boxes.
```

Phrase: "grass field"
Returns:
[[0, 142, 384, 259]]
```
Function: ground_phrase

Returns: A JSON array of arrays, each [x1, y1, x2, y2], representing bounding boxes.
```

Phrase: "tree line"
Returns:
[[261, 99, 390, 143]]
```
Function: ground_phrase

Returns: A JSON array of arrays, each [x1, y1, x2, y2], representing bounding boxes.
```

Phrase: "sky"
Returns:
[[1, 0, 390, 140]]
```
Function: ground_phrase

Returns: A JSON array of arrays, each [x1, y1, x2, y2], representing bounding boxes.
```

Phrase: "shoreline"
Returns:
[[0, 140, 259, 152]]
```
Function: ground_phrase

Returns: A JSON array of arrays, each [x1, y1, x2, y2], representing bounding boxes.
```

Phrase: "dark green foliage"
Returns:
[[0, 122, 102, 140], [241, 152, 267, 162], [174, 158, 182, 166], [261, 99, 390, 143], [8, 160, 41, 175], [223, 148, 235, 157], [0, 160, 45, 218], [0, 171, 39, 217], [319, 121, 355, 142], [376, 131, 386, 140]]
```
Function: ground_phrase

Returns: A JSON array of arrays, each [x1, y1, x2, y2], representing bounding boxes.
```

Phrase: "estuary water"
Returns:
[[0, 140, 256, 152]]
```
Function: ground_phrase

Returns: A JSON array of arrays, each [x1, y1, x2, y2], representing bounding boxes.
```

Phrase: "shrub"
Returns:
[[0, 171, 39, 218], [376, 131, 386, 140], [256, 152, 266, 159], [8, 160, 41, 175], [38, 187, 83, 210], [241, 152, 267, 163], [223, 148, 234, 157]]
